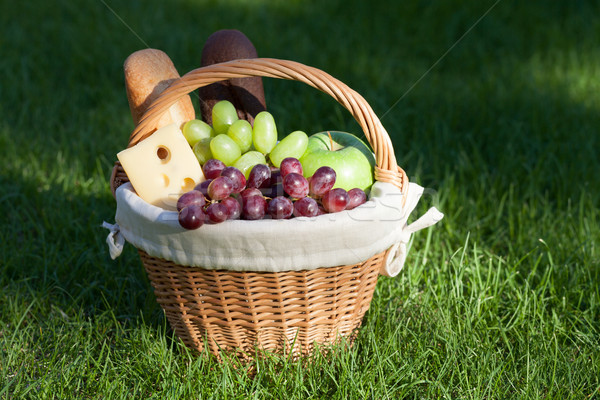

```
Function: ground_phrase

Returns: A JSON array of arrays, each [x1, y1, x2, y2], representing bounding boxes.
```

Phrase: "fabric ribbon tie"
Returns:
[[102, 221, 125, 260], [380, 205, 444, 277]]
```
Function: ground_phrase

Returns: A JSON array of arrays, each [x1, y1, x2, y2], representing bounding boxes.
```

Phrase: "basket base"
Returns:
[[139, 250, 383, 360]]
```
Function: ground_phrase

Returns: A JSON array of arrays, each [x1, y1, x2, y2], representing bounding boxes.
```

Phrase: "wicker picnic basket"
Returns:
[[110, 58, 409, 359]]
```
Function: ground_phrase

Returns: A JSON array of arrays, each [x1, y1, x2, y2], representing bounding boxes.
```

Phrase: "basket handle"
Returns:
[[116, 58, 408, 193]]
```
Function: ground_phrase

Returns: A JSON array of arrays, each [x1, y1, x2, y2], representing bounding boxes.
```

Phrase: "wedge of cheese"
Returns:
[[117, 123, 205, 210]]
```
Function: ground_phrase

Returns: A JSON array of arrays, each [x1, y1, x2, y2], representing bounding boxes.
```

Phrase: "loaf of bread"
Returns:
[[198, 29, 266, 125], [124, 49, 195, 129]]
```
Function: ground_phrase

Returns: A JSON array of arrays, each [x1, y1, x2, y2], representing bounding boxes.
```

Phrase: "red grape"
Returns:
[[282, 172, 309, 199], [207, 176, 234, 200], [247, 164, 271, 188], [262, 183, 284, 199], [195, 179, 212, 198], [176, 190, 206, 212], [242, 195, 267, 220], [220, 166, 246, 193], [267, 196, 293, 219], [240, 187, 263, 201], [270, 169, 282, 186], [346, 188, 367, 210], [309, 166, 336, 197], [178, 204, 205, 230], [221, 196, 242, 220], [202, 159, 226, 179], [280, 157, 303, 177], [205, 202, 229, 224], [321, 188, 349, 213], [293, 197, 319, 217]]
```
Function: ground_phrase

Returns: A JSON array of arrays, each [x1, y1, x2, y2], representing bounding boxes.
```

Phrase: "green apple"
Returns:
[[299, 131, 375, 192]]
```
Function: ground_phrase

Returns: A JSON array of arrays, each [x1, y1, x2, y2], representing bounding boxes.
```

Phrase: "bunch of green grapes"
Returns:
[[182, 100, 309, 178]]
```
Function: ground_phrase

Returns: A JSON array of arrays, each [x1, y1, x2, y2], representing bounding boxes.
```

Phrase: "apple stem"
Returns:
[[327, 131, 334, 151]]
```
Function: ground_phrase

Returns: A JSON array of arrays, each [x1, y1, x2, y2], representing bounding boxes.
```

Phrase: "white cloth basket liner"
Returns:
[[105, 181, 443, 276]]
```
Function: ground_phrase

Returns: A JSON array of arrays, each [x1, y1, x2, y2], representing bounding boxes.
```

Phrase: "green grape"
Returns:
[[232, 151, 267, 179], [227, 119, 253, 153], [193, 137, 213, 165], [209, 134, 242, 166], [268, 130, 309, 167], [212, 100, 238, 136], [252, 111, 277, 155], [183, 119, 214, 147]]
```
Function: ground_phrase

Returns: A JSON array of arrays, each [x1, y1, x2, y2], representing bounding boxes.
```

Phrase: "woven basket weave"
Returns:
[[110, 58, 409, 359]]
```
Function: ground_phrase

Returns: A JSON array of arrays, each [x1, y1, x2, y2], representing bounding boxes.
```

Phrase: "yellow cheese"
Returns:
[[117, 123, 205, 210]]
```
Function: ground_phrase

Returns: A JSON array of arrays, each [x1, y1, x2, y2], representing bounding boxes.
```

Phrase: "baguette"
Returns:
[[198, 29, 266, 125], [124, 49, 195, 130]]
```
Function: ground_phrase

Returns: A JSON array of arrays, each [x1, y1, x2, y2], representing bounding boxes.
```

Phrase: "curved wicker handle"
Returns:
[[113, 58, 407, 193]]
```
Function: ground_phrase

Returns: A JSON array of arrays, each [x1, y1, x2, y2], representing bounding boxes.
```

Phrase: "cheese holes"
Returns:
[[161, 174, 170, 188], [181, 178, 195, 192], [156, 146, 171, 163]]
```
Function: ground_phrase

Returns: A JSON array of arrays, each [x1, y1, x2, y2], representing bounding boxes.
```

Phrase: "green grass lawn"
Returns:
[[1, 0, 599, 398]]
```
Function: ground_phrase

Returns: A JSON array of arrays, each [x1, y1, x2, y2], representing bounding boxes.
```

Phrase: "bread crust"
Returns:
[[198, 30, 266, 125], [124, 49, 195, 129]]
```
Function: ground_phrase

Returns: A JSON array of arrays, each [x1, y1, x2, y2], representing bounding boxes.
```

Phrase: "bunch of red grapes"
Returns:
[[177, 157, 367, 230]]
